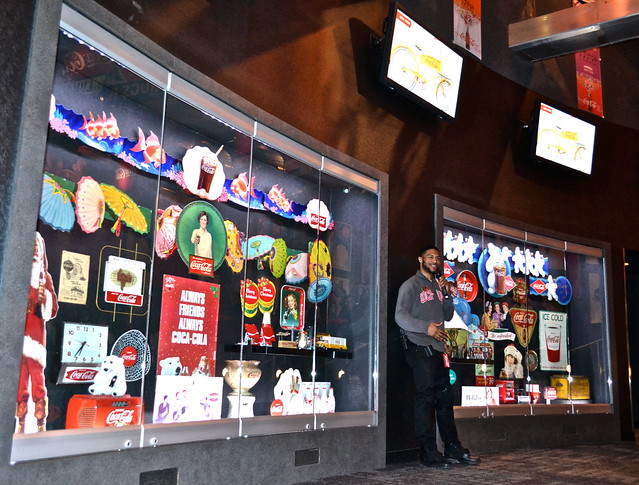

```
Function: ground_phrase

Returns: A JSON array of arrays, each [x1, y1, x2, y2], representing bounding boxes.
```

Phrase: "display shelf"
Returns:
[[451, 358, 494, 365], [224, 344, 353, 359]]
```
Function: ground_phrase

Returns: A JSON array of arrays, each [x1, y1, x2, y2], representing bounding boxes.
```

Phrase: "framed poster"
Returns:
[[539, 311, 568, 371]]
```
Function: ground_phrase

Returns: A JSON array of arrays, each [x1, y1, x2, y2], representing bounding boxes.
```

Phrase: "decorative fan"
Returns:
[[74, 176, 105, 233], [100, 183, 149, 236], [110, 329, 151, 382], [39, 173, 75, 232]]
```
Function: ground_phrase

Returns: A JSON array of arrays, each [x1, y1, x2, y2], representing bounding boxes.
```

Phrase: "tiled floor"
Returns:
[[302, 441, 639, 484]]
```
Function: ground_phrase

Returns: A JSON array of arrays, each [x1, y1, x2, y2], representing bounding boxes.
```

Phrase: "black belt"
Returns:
[[405, 339, 438, 357]]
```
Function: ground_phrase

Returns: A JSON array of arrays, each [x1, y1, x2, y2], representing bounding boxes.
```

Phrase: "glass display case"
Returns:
[[11, 5, 382, 462], [436, 197, 612, 417]]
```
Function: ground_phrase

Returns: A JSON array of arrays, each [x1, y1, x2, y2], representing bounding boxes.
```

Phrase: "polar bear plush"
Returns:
[[89, 355, 127, 397], [484, 243, 505, 294], [159, 356, 182, 376]]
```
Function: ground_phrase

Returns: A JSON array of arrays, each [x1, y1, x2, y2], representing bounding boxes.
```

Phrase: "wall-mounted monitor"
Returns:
[[380, 2, 464, 122], [530, 100, 596, 175]]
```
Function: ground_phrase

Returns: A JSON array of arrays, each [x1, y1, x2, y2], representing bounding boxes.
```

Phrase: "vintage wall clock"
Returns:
[[61, 322, 109, 364]]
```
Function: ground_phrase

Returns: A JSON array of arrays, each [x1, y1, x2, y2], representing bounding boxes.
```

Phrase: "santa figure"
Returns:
[[16, 232, 58, 433]]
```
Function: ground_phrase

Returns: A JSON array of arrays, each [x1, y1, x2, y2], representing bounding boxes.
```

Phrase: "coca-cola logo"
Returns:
[[117, 294, 138, 304], [310, 213, 328, 230], [189, 255, 214, 276], [120, 346, 138, 368], [66, 368, 98, 381], [457, 281, 474, 293], [530, 279, 547, 294], [106, 290, 142, 306], [190, 260, 213, 271], [510, 309, 537, 326], [106, 409, 135, 426]]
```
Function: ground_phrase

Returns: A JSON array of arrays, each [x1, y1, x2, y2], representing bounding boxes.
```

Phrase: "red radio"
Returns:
[[494, 380, 516, 404], [66, 394, 143, 429]]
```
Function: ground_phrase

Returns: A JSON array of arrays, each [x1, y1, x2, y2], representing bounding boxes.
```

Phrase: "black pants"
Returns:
[[404, 344, 461, 452]]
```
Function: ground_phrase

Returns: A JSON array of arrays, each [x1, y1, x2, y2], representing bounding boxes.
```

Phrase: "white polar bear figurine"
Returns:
[[160, 356, 183, 376], [89, 355, 127, 397], [484, 243, 505, 294]]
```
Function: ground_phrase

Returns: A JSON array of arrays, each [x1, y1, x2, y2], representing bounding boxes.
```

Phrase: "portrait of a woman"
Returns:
[[191, 210, 212, 259]]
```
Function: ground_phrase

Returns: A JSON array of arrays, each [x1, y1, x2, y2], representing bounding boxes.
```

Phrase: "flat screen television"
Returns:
[[530, 100, 596, 175], [380, 2, 464, 122]]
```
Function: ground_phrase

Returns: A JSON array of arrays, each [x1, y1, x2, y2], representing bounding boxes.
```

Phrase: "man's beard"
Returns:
[[421, 260, 436, 276]]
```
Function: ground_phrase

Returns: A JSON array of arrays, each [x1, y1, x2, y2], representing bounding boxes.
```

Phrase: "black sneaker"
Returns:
[[444, 444, 480, 465], [419, 448, 451, 469]]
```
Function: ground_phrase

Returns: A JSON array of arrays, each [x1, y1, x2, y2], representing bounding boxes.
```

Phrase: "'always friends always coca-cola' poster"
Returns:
[[157, 274, 220, 377]]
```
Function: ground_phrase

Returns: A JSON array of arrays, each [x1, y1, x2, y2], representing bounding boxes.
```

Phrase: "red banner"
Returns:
[[453, 0, 482, 59], [574, 1, 604, 117]]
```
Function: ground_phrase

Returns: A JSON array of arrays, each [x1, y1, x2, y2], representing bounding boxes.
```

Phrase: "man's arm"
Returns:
[[395, 281, 426, 333]]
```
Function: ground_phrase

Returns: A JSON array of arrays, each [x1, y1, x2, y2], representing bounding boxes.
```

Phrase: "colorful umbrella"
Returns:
[[75, 176, 105, 233], [100, 183, 149, 236], [39, 173, 75, 232]]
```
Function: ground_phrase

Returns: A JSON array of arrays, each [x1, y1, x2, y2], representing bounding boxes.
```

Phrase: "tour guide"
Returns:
[[395, 245, 480, 468]]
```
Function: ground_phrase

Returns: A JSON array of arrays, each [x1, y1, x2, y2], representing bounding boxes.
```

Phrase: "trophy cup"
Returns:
[[222, 360, 262, 418]]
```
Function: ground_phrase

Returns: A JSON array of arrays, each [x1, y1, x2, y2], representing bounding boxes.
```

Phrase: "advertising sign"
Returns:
[[453, 0, 482, 59], [539, 311, 568, 371], [157, 275, 220, 377], [103, 255, 146, 306], [154, 275, 221, 423], [461, 386, 499, 406], [58, 250, 90, 305]]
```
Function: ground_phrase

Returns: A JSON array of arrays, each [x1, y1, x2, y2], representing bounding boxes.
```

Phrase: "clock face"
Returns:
[[61, 322, 109, 364]]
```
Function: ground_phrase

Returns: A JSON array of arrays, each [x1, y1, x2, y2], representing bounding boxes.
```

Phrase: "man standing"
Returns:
[[395, 245, 479, 468]]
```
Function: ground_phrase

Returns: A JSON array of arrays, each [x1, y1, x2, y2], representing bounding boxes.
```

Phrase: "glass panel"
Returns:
[[237, 138, 320, 427], [144, 92, 253, 437], [316, 169, 379, 415], [441, 220, 488, 407], [442, 201, 611, 415], [13, 29, 165, 455], [525, 245, 568, 405], [564, 252, 610, 405], [476, 230, 528, 411]]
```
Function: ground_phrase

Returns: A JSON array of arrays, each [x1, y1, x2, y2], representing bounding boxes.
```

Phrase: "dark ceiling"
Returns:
[[92, 0, 639, 132]]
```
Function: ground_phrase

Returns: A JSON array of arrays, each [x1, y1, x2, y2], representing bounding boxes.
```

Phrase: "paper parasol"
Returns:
[[40, 173, 76, 232], [74, 176, 105, 233], [100, 183, 149, 236]]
